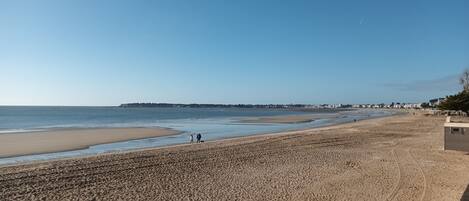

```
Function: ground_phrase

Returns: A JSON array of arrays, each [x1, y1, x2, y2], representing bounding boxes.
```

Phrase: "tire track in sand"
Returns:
[[409, 149, 427, 201], [384, 149, 402, 201], [385, 148, 426, 201]]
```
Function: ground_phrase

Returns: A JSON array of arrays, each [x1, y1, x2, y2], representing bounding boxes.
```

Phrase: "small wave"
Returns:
[[0, 129, 46, 134]]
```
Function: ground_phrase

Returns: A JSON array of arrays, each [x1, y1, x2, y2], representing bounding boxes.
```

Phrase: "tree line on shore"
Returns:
[[438, 69, 469, 113]]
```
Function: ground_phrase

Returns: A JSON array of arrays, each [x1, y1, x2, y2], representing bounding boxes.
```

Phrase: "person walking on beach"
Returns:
[[189, 133, 194, 143], [196, 133, 202, 143]]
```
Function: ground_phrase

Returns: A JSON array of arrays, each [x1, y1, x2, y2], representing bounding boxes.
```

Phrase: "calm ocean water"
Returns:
[[0, 106, 393, 165], [0, 106, 307, 133]]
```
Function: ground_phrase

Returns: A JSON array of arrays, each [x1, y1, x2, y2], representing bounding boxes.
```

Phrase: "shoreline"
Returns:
[[237, 113, 340, 124], [0, 111, 399, 167]]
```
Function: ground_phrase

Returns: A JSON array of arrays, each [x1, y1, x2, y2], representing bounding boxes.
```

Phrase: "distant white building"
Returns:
[[403, 103, 422, 109], [429, 98, 445, 107]]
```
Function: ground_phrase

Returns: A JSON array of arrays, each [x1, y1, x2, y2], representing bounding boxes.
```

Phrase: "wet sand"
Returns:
[[2, 114, 469, 200], [0, 128, 180, 158], [240, 113, 338, 123]]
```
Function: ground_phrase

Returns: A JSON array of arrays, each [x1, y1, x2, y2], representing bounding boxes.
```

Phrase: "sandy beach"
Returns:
[[2, 114, 469, 200], [0, 128, 180, 158]]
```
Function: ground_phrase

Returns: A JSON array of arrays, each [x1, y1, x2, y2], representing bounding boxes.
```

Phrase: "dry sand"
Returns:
[[240, 113, 338, 123], [2, 114, 469, 200], [0, 128, 180, 158]]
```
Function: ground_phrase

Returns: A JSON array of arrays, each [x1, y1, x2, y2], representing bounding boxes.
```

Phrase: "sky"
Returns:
[[1, 0, 468, 106]]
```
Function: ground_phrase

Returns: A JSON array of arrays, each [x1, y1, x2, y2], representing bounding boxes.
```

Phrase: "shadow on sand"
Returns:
[[461, 183, 469, 201]]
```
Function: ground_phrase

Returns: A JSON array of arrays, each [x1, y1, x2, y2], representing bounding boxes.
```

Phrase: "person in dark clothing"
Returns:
[[189, 133, 194, 143], [196, 133, 202, 143]]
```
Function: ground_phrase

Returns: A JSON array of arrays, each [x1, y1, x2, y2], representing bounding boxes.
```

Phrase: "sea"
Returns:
[[0, 106, 394, 165]]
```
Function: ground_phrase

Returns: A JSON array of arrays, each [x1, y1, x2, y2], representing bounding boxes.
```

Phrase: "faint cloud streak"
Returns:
[[359, 17, 366, 25], [383, 74, 460, 92]]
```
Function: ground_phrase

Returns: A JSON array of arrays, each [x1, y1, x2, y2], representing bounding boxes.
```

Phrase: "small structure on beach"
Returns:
[[444, 117, 469, 152]]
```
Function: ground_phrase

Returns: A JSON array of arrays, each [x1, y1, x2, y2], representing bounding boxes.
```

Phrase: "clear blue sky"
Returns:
[[1, 0, 468, 106]]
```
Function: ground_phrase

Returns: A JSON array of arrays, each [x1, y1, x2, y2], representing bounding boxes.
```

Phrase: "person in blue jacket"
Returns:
[[196, 133, 202, 143]]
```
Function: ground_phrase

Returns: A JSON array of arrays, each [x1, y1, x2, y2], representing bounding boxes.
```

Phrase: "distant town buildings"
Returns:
[[120, 98, 446, 110], [350, 103, 422, 109]]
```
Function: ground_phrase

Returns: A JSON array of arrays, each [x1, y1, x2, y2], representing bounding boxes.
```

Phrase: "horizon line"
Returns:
[[0, 101, 430, 107]]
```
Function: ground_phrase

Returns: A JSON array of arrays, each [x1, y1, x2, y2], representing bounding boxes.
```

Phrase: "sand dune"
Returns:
[[1, 114, 469, 200], [0, 128, 180, 158]]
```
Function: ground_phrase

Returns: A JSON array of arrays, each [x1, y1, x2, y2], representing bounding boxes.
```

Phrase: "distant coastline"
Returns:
[[119, 103, 318, 108], [118, 103, 355, 113]]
